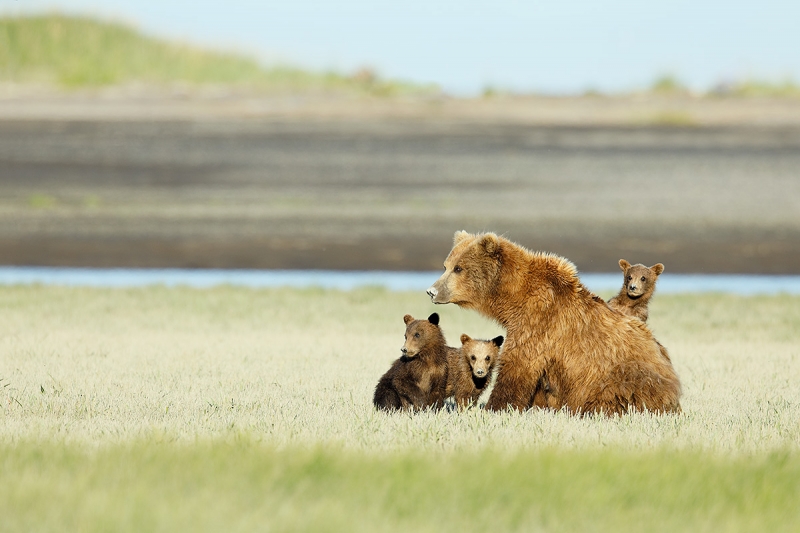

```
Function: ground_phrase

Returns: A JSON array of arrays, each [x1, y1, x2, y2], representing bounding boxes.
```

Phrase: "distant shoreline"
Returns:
[[2, 89, 800, 127], [2, 266, 800, 295]]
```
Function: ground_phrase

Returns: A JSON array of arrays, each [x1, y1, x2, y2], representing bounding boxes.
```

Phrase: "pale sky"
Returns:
[[2, 0, 799, 95]]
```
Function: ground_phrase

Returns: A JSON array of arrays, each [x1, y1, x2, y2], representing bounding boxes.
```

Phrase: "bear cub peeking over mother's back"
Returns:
[[373, 313, 450, 412], [607, 259, 664, 322]]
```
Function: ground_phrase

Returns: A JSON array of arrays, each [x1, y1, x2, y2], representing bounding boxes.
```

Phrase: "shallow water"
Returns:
[[1, 267, 800, 295]]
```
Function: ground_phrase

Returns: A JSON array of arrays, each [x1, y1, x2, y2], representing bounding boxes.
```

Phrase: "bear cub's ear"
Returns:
[[618, 259, 631, 271], [427, 313, 440, 326], [491, 335, 504, 348], [460, 333, 472, 345], [403, 314, 415, 325], [650, 263, 665, 276]]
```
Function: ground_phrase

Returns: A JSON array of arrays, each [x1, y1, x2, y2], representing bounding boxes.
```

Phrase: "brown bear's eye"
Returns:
[[641, 276, 646, 282], [454, 265, 463, 273], [627, 275, 632, 281], [485, 356, 490, 361], [470, 355, 476, 361], [414, 333, 420, 338]]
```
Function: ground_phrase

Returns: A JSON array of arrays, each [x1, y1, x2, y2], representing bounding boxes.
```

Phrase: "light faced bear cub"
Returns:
[[373, 313, 450, 412], [446, 334, 504, 408], [607, 259, 664, 323]]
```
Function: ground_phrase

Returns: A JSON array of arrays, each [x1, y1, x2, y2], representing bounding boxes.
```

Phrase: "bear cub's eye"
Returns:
[[454, 265, 463, 273], [485, 356, 490, 362], [414, 332, 420, 338], [641, 276, 646, 282], [626, 275, 632, 281], [470, 355, 476, 361]]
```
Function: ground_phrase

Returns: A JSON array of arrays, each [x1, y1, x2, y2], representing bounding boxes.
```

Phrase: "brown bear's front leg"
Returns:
[[485, 360, 546, 412]]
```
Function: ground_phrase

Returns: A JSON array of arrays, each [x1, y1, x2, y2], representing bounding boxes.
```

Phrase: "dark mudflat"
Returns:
[[2, 119, 798, 273]]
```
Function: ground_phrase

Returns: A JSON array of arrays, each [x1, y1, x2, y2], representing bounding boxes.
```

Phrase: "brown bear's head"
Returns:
[[618, 259, 664, 299], [460, 333, 503, 378], [401, 313, 445, 358], [426, 231, 503, 310]]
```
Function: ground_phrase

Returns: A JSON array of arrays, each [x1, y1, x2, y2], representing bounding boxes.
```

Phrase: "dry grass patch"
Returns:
[[0, 285, 798, 453]]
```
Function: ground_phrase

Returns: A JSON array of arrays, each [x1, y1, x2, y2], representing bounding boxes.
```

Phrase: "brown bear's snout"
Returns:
[[427, 278, 451, 304], [474, 368, 486, 377]]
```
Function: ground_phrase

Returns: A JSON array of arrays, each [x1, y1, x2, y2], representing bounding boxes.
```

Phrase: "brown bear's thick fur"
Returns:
[[427, 231, 681, 415], [373, 313, 450, 411], [607, 259, 665, 322], [446, 334, 504, 408]]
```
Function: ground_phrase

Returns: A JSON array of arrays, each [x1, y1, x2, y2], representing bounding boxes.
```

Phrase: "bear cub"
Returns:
[[607, 259, 664, 322], [447, 334, 504, 408], [373, 313, 450, 412]]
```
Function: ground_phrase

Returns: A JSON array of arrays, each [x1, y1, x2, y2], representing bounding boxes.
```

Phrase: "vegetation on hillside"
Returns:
[[649, 73, 800, 98], [0, 14, 434, 95]]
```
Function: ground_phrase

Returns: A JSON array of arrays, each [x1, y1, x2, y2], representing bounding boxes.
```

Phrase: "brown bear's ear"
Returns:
[[618, 259, 631, 271], [479, 233, 501, 257], [460, 333, 471, 345], [427, 313, 440, 325], [651, 263, 665, 276], [403, 314, 414, 325], [491, 335, 504, 348], [453, 230, 472, 246]]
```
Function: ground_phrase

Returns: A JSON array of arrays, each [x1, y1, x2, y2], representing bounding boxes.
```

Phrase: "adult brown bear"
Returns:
[[426, 231, 681, 415]]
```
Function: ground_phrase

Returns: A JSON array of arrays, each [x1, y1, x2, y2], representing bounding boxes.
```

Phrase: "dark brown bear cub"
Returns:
[[373, 313, 450, 412], [607, 259, 665, 322], [447, 334, 503, 408]]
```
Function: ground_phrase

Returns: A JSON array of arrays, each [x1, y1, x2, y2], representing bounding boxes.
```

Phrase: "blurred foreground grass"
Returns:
[[0, 14, 429, 94], [2, 442, 799, 533], [1, 285, 799, 531]]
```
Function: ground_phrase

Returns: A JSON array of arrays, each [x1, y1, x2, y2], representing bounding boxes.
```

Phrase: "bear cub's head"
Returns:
[[619, 259, 664, 299], [401, 313, 444, 358], [459, 334, 504, 379]]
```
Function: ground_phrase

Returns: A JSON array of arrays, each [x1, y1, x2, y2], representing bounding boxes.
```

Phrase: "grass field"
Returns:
[[1, 285, 799, 531]]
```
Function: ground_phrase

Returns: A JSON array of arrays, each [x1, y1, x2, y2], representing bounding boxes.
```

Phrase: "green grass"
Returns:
[[2, 442, 799, 533], [724, 79, 800, 98], [0, 14, 431, 94], [645, 73, 800, 99], [650, 74, 690, 95], [1, 285, 800, 530]]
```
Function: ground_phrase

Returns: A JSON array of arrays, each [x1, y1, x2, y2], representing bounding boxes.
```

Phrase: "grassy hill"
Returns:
[[0, 14, 428, 94]]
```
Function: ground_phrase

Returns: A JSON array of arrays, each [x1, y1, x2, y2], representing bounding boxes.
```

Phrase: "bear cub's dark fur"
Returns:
[[373, 313, 450, 412]]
